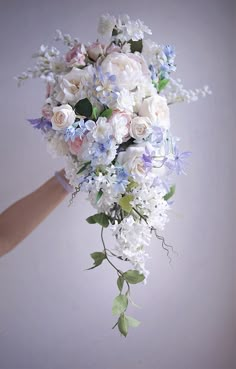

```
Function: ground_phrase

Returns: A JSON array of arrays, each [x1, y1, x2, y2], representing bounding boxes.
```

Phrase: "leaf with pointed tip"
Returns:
[[77, 161, 90, 175], [118, 313, 128, 337], [117, 276, 124, 292], [158, 78, 169, 92], [119, 195, 134, 213], [100, 108, 113, 119], [86, 251, 106, 270], [123, 270, 145, 284], [74, 98, 92, 117], [126, 315, 141, 328], [96, 189, 103, 203], [112, 295, 128, 316], [86, 213, 109, 228]]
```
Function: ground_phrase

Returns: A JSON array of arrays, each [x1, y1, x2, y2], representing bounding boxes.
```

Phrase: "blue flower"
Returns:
[[166, 146, 191, 175], [114, 167, 129, 193], [163, 45, 175, 59], [27, 117, 52, 133]]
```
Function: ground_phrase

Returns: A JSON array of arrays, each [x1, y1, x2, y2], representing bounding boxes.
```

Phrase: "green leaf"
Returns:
[[126, 180, 138, 192], [118, 313, 128, 337], [86, 251, 106, 270], [123, 270, 145, 284], [158, 79, 169, 92], [163, 185, 176, 201], [126, 315, 141, 328], [112, 294, 128, 316], [92, 106, 98, 120], [86, 213, 109, 228], [96, 189, 103, 203], [117, 276, 124, 292], [77, 161, 90, 175], [100, 108, 113, 119], [129, 39, 143, 53], [119, 195, 134, 213], [74, 98, 93, 117]]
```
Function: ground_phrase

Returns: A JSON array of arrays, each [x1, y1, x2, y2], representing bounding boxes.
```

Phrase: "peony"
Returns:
[[139, 95, 170, 129], [51, 104, 75, 130], [129, 116, 152, 140], [100, 52, 146, 91]]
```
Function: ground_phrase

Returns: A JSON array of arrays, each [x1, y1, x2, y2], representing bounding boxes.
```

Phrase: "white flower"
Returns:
[[51, 104, 75, 130], [115, 89, 135, 113], [109, 111, 130, 144], [56, 66, 92, 104], [117, 144, 147, 179], [100, 52, 145, 91], [139, 95, 170, 129], [91, 117, 113, 142], [45, 131, 69, 157], [97, 14, 116, 39], [129, 116, 152, 141]]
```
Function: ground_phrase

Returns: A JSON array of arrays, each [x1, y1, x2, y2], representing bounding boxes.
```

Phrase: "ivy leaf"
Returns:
[[158, 79, 169, 92], [163, 185, 176, 201], [118, 313, 128, 337], [77, 161, 90, 175], [126, 315, 141, 328], [86, 213, 109, 228], [117, 276, 125, 292], [112, 294, 128, 316], [129, 39, 143, 53], [119, 195, 134, 213], [100, 108, 113, 119], [86, 251, 106, 270], [74, 98, 93, 117], [123, 270, 145, 284], [96, 189, 103, 203]]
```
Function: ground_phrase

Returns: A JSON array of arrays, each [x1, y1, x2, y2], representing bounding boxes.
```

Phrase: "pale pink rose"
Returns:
[[68, 137, 83, 155], [109, 110, 131, 143], [106, 43, 121, 54], [42, 104, 53, 120], [87, 42, 104, 61], [65, 44, 86, 66]]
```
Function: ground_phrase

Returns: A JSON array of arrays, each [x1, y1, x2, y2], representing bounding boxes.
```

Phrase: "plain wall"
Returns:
[[0, 0, 235, 368]]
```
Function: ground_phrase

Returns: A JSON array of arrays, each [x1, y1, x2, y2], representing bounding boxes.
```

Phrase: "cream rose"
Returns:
[[51, 104, 75, 131], [117, 145, 147, 179], [139, 95, 170, 129], [129, 116, 152, 140]]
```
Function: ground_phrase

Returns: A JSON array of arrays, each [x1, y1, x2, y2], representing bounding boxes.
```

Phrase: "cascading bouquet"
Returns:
[[17, 14, 211, 337]]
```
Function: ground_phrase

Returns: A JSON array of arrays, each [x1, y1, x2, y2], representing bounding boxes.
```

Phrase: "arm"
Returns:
[[0, 170, 71, 257]]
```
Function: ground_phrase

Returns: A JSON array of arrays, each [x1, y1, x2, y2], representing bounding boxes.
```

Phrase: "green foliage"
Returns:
[[74, 98, 93, 117], [86, 251, 106, 270], [77, 161, 90, 175], [86, 213, 109, 228], [112, 294, 128, 316], [96, 189, 103, 203], [117, 276, 125, 292], [126, 180, 138, 192], [119, 195, 134, 213], [158, 78, 169, 92], [100, 108, 113, 119], [129, 39, 143, 53], [92, 106, 98, 120], [126, 315, 141, 327], [163, 185, 176, 201], [118, 313, 128, 337], [123, 270, 145, 284]]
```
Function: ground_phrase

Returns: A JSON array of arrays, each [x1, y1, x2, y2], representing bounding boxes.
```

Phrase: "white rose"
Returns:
[[109, 111, 130, 144], [139, 95, 170, 129], [51, 104, 75, 130], [117, 145, 147, 179], [100, 52, 144, 91], [129, 116, 152, 140], [56, 66, 92, 104]]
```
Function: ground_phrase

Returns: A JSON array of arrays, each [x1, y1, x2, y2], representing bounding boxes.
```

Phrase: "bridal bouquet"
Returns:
[[17, 14, 211, 336]]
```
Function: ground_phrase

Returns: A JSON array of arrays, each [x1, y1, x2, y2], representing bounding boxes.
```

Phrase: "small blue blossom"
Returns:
[[115, 167, 129, 193], [149, 64, 157, 81], [166, 146, 191, 175], [27, 117, 52, 133], [163, 45, 175, 59]]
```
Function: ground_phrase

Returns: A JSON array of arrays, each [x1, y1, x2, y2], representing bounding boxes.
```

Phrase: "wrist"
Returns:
[[54, 170, 73, 194]]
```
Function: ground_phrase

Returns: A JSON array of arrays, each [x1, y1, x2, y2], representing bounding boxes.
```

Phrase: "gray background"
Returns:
[[0, 0, 235, 368]]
